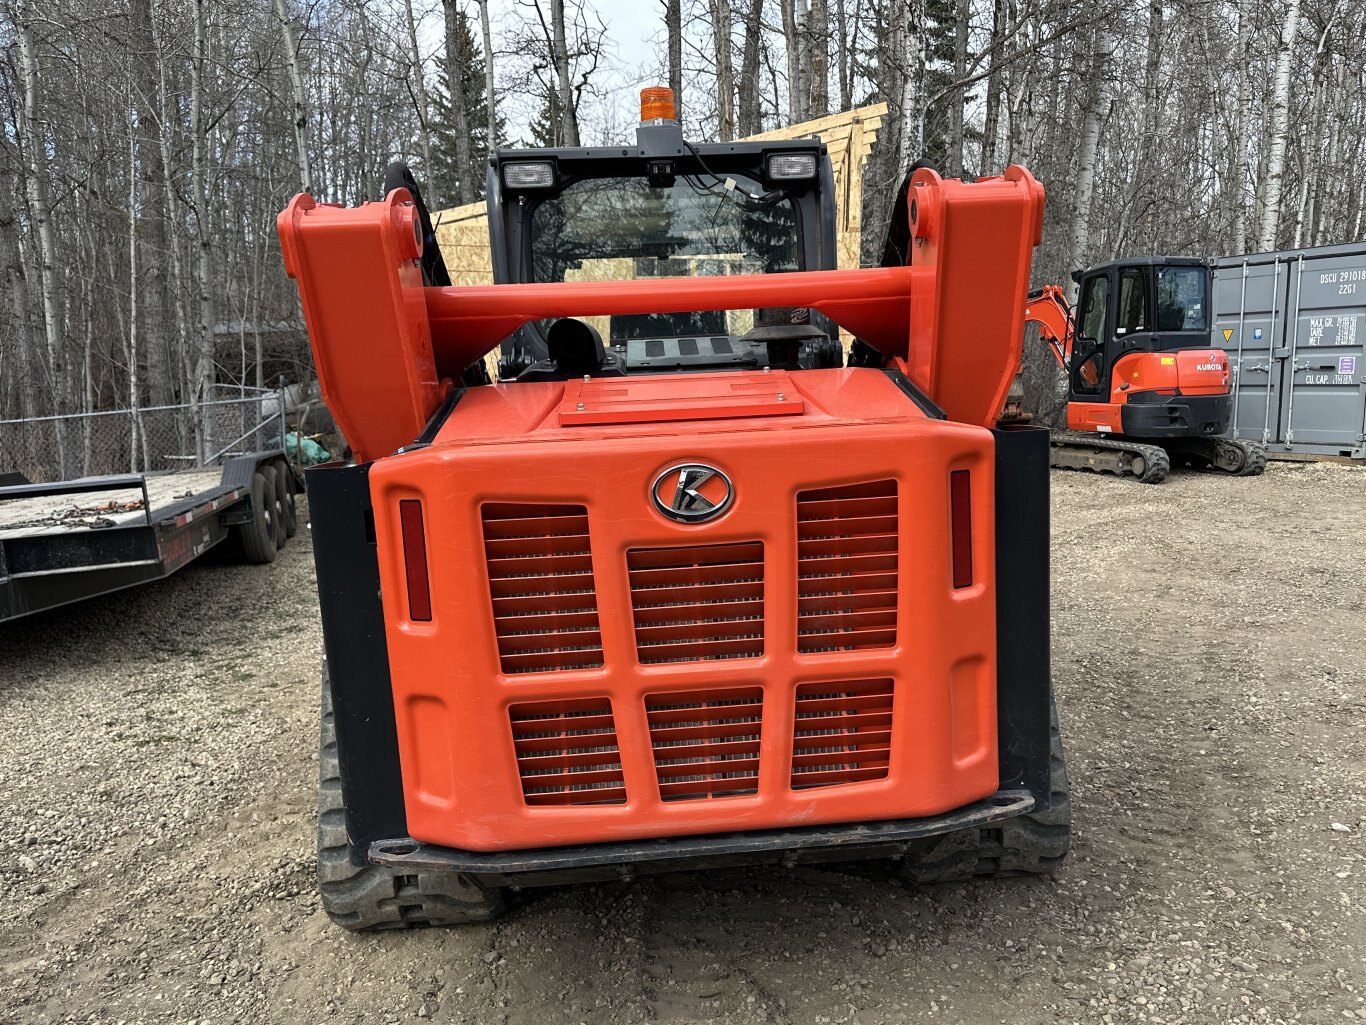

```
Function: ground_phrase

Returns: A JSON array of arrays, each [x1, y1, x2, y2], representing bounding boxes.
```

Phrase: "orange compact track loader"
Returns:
[[1023, 259, 1267, 483], [279, 88, 1070, 929]]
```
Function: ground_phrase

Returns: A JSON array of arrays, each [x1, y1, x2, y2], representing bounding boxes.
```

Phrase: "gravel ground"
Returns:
[[1, 461, 1363, 1025]]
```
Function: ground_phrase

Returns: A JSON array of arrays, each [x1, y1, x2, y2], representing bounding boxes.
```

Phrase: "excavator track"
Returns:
[[1049, 431, 1171, 484], [1161, 437, 1268, 476]]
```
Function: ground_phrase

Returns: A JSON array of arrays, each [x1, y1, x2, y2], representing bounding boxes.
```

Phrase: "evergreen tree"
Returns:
[[523, 88, 565, 149], [920, 0, 978, 171], [431, 8, 502, 203]]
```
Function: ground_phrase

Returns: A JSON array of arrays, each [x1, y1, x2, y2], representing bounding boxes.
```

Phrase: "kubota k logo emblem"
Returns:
[[652, 463, 733, 523]]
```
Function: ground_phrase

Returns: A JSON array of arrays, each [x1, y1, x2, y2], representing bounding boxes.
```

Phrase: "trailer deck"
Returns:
[[0, 469, 225, 540], [0, 453, 296, 624]]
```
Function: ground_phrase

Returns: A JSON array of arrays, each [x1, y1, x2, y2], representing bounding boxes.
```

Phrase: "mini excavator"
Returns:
[[1024, 257, 1266, 483]]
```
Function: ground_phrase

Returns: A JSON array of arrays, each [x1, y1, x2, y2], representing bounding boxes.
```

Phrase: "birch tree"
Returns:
[[709, 0, 736, 140], [1255, 0, 1302, 251], [272, 0, 313, 194]]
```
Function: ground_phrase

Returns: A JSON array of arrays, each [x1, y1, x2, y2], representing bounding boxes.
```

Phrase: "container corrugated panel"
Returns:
[[1215, 240, 1366, 458]]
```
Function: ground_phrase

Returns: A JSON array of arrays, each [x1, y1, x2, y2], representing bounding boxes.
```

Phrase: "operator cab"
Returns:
[[1068, 256, 1211, 399], [484, 87, 841, 381]]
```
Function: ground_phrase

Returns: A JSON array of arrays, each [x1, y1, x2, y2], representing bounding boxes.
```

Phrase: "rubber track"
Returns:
[[1051, 431, 1171, 484], [316, 670, 505, 930], [899, 700, 1072, 884]]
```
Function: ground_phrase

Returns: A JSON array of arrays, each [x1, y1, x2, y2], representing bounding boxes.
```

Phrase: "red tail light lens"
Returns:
[[950, 470, 972, 589], [399, 499, 432, 621]]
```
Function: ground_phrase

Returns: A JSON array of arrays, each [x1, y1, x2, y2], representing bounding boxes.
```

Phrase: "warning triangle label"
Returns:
[[1222, 328, 1234, 342]]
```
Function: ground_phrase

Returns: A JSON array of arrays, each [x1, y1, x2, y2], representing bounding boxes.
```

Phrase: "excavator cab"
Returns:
[[1067, 257, 1212, 406]]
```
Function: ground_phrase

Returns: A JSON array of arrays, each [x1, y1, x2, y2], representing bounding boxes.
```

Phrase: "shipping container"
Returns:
[[1213, 241, 1366, 458]]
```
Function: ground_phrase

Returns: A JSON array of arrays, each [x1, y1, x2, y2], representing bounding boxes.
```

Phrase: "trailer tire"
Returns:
[[899, 698, 1071, 883], [317, 667, 505, 930], [263, 467, 293, 549], [235, 471, 279, 564], [276, 462, 299, 537]]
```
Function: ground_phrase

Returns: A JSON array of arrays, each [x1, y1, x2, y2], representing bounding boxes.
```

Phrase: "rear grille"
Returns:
[[791, 678, 895, 789], [646, 688, 764, 800], [482, 503, 603, 674], [796, 480, 899, 653], [628, 542, 764, 664], [509, 699, 625, 806]]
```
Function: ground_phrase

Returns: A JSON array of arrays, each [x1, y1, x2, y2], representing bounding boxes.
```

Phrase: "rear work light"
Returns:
[[767, 152, 818, 180], [502, 162, 556, 189], [950, 470, 973, 589], [399, 499, 432, 621]]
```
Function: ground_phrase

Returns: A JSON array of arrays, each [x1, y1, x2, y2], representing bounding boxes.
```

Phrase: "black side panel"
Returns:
[[992, 425, 1053, 810], [1119, 392, 1231, 438], [306, 462, 408, 853]]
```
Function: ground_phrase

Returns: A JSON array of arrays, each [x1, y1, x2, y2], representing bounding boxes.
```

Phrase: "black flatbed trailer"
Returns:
[[0, 451, 299, 624]]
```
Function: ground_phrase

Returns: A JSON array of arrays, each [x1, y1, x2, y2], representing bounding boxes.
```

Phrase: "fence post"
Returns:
[[278, 376, 288, 454]]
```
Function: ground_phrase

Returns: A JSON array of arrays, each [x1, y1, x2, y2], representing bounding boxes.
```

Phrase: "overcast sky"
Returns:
[[488, 0, 682, 143]]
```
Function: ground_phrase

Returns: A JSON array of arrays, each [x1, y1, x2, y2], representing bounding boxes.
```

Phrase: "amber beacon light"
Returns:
[[639, 86, 677, 122]]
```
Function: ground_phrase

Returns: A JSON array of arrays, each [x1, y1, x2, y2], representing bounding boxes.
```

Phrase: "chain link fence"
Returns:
[[0, 387, 288, 485]]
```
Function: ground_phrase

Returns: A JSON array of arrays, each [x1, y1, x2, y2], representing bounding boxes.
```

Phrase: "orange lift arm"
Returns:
[[278, 168, 1045, 463]]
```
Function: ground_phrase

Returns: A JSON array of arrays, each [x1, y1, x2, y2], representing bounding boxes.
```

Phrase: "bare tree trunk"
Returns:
[[1315, 61, 1345, 245], [1256, 0, 1302, 252], [551, 0, 580, 145], [273, 0, 314, 195], [15, 2, 64, 420], [441, 0, 475, 203], [129, 0, 175, 405], [808, 0, 829, 117], [0, 156, 38, 418], [709, 0, 735, 140], [781, 0, 804, 124], [980, 0, 1006, 173], [157, 50, 191, 411], [947, 0, 968, 176], [896, 0, 928, 172], [478, 0, 498, 149], [127, 111, 142, 473], [399, 0, 438, 200], [834, 0, 855, 111], [190, 0, 215, 457], [737, 0, 764, 135], [1231, 0, 1251, 251], [665, 0, 683, 106], [1066, 25, 1110, 294], [1296, 9, 1339, 247]]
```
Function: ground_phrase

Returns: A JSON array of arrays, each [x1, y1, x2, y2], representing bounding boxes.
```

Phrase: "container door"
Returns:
[[1213, 258, 1285, 445], [1279, 251, 1366, 456]]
